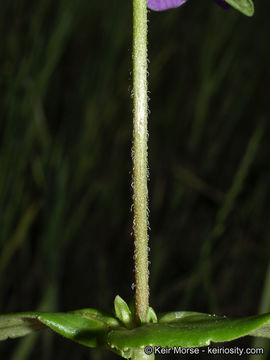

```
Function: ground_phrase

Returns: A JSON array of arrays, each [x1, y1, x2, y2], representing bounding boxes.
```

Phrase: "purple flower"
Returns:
[[147, 0, 187, 11], [147, 0, 231, 11]]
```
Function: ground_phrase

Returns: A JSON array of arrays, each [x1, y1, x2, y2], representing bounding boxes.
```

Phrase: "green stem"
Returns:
[[132, 0, 149, 323]]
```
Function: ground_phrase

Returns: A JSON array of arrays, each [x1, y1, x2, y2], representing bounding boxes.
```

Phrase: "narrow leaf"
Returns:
[[224, 0, 254, 16], [107, 312, 270, 351], [38, 313, 109, 348], [0, 309, 121, 350], [114, 296, 133, 329], [146, 307, 158, 324], [0, 313, 45, 341]]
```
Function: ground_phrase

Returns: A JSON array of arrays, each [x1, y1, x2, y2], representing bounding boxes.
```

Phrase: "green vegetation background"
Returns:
[[0, 0, 270, 358]]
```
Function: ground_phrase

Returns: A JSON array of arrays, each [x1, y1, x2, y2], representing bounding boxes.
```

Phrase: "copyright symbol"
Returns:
[[144, 346, 153, 355]]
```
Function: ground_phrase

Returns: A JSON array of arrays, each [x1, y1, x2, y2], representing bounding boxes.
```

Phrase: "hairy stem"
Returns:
[[132, 0, 149, 323]]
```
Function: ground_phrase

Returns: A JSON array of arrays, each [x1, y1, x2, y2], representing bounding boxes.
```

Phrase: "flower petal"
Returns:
[[214, 0, 231, 9], [147, 0, 187, 11]]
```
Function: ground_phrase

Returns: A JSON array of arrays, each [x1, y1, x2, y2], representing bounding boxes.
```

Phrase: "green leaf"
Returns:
[[0, 309, 121, 350], [38, 312, 109, 348], [138, 307, 158, 325], [146, 307, 157, 324], [71, 308, 120, 328], [107, 311, 270, 351], [225, 0, 254, 16], [0, 312, 45, 340], [2, 309, 270, 359], [114, 295, 133, 329]]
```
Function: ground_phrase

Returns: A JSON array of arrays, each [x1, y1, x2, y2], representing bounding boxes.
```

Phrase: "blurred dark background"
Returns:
[[1, 0, 270, 358]]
